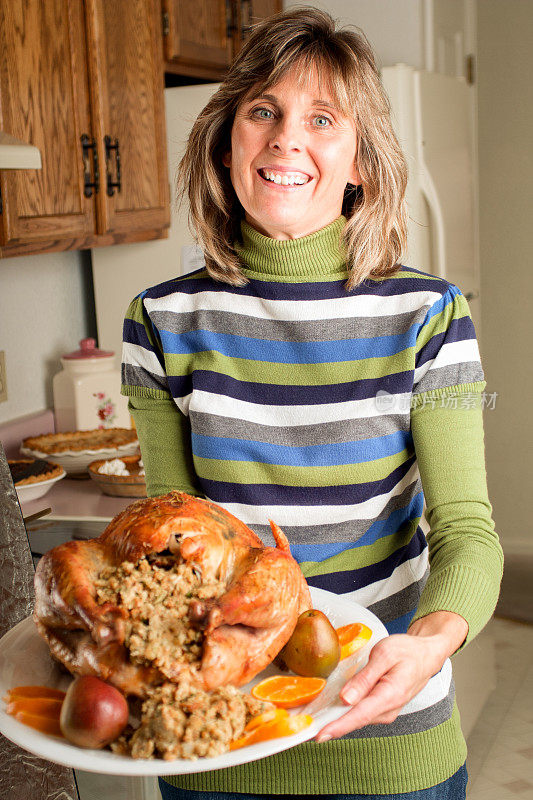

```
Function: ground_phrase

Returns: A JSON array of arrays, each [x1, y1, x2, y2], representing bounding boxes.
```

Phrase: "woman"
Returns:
[[121, 8, 503, 799]]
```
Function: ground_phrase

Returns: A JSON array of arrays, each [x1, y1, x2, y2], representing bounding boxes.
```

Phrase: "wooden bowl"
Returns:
[[88, 455, 146, 497]]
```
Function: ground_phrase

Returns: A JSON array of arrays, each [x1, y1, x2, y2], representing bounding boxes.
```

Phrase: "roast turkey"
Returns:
[[33, 491, 311, 697]]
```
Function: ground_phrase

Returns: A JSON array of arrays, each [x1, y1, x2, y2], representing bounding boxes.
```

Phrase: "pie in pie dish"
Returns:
[[22, 428, 138, 455], [8, 458, 65, 486]]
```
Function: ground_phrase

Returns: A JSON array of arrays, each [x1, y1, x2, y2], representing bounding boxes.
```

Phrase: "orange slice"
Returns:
[[6, 697, 63, 718], [336, 622, 372, 660], [230, 712, 313, 750], [11, 710, 64, 737], [5, 686, 66, 701], [244, 708, 289, 732], [4, 685, 65, 737], [251, 675, 326, 708]]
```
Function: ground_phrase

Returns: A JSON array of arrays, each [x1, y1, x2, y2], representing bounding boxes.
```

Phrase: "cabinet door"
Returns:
[[0, 0, 97, 247], [163, 0, 232, 80], [86, 0, 170, 236], [239, 0, 281, 44]]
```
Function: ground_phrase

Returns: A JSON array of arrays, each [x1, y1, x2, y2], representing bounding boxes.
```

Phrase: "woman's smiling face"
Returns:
[[223, 67, 360, 240]]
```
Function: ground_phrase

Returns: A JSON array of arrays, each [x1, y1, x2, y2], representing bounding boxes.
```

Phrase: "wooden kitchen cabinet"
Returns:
[[162, 0, 282, 81], [239, 0, 282, 44], [0, 0, 169, 258], [161, 0, 232, 80]]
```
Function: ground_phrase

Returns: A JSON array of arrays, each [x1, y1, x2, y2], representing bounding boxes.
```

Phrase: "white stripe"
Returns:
[[188, 390, 412, 426], [144, 289, 442, 322], [122, 342, 166, 378], [400, 659, 452, 714], [433, 337, 481, 367], [340, 549, 428, 608], [209, 461, 420, 527], [414, 338, 481, 384]]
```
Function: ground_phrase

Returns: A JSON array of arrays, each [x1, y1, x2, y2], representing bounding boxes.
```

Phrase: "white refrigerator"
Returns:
[[381, 64, 480, 335], [92, 66, 480, 356]]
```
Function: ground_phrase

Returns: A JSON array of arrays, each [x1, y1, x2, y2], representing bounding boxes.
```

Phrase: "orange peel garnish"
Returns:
[[336, 622, 372, 660]]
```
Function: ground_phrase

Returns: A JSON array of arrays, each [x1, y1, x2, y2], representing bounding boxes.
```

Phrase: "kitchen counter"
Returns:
[[19, 475, 134, 520], [1, 409, 139, 521]]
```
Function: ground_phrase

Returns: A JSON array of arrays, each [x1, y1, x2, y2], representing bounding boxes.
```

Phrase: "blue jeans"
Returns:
[[158, 763, 467, 800]]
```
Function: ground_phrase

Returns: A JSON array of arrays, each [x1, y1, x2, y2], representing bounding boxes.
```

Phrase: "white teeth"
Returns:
[[261, 170, 308, 186]]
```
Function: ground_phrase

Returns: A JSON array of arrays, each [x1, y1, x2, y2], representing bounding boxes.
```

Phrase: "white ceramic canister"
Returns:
[[53, 338, 131, 431]]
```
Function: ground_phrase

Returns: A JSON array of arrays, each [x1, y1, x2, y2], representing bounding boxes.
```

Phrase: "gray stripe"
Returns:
[[342, 682, 455, 738], [122, 363, 168, 393], [367, 569, 429, 623], [150, 308, 425, 342], [249, 480, 423, 546], [414, 361, 484, 394], [191, 411, 410, 446]]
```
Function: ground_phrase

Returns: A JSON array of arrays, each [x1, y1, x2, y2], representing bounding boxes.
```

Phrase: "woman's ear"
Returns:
[[222, 151, 231, 168], [349, 162, 361, 186]]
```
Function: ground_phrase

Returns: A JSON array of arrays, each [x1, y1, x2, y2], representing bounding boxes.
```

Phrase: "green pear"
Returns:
[[280, 609, 341, 678]]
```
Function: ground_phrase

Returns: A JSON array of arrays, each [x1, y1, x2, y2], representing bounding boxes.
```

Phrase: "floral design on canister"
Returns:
[[93, 392, 117, 427]]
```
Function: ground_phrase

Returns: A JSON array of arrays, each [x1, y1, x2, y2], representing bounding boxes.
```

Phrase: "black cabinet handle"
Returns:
[[241, 0, 252, 40], [225, 0, 235, 38], [104, 135, 121, 197], [81, 134, 99, 198]]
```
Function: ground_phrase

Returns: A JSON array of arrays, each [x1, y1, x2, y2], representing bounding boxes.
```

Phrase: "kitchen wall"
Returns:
[[284, 0, 426, 68], [477, 0, 533, 554], [0, 249, 95, 424], [3, 2, 531, 561]]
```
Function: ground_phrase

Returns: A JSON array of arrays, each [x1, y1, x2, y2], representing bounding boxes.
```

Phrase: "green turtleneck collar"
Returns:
[[234, 216, 348, 281]]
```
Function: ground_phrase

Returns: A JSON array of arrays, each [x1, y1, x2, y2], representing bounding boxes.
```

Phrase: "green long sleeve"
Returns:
[[128, 395, 203, 498], [410, 385, 504, 646]]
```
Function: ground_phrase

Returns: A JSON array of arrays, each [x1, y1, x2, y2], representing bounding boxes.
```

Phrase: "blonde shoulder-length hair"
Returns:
[[177, 6, 408, 290]]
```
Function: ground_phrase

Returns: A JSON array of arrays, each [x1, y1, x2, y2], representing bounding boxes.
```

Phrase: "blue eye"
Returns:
[[253, 108, 274, 120], [314, 116, 331, 127]]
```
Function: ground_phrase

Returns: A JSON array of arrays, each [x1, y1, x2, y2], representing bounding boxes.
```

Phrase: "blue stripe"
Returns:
[[201, 456, 416, 507], [290, 493, 424, 562], [304, 528, 427, 593], [191, 430, 412, 467], [384, 609, 417, 634], [158, 328, 417, 363], [167, 368, 414, 404], [358, 492, 424, 548], [292, 541, 365, 562], [423, 285, 462, 324]]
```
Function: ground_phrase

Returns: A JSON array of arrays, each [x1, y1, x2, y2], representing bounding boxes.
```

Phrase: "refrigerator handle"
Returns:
[[418, 170, 447, 280], [413, 71, 447, 281]]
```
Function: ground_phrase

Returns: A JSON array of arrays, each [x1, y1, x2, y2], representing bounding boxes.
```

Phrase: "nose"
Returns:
[[268, 115, 303, 154]]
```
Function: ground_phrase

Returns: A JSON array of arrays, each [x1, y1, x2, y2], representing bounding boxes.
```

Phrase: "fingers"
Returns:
[[339, 638, 393, 706], [317, 671, 403, 740], [315, 638, 420, 742], [315, 632, 450, 742]]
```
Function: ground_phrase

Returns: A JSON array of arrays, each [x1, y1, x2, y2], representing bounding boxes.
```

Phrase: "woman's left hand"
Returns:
[[315, 610, 468, 741]]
